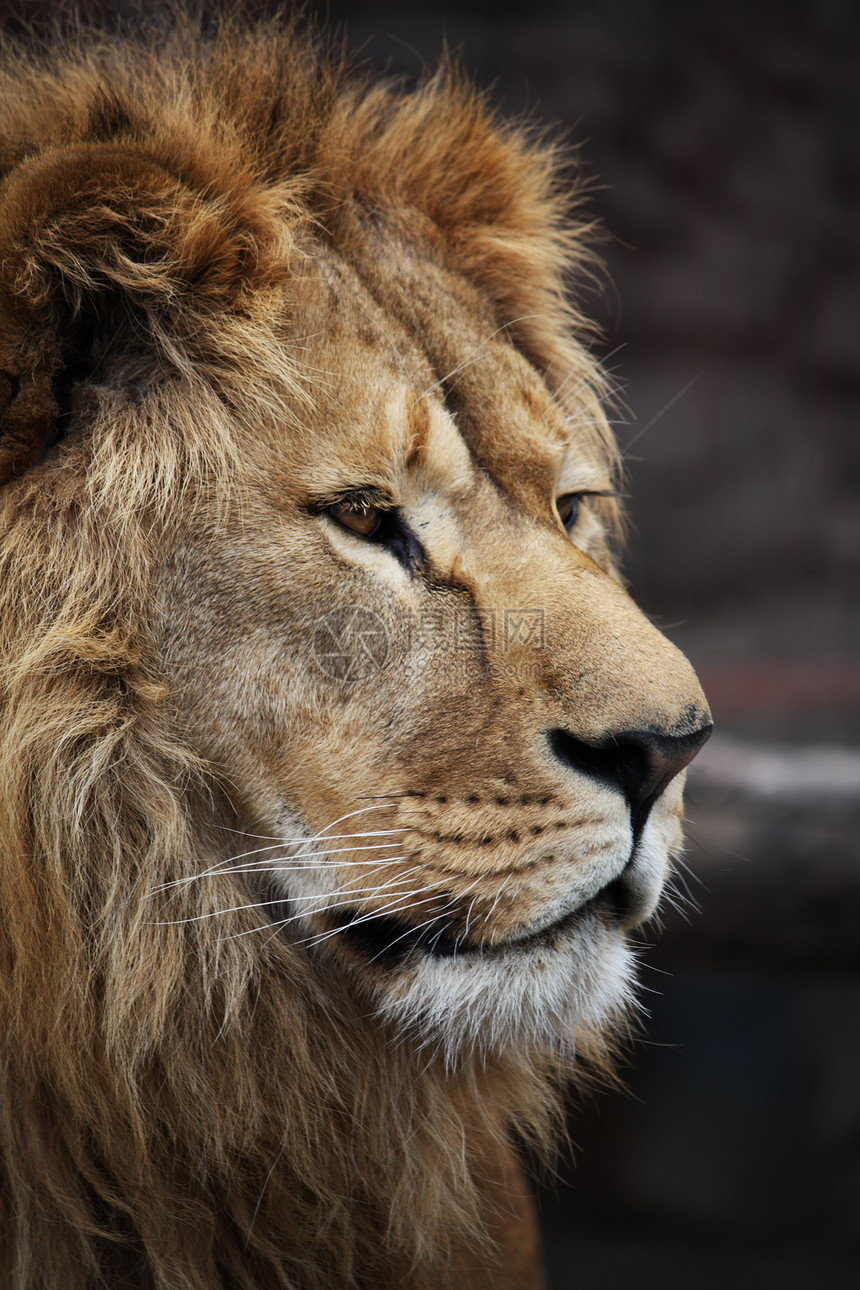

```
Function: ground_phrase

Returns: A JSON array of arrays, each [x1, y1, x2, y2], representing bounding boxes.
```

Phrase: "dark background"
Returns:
[[4, 2, 858, 1286]]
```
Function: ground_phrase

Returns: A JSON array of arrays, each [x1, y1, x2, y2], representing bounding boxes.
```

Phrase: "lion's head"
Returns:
[[0, 12, 710, 1288]]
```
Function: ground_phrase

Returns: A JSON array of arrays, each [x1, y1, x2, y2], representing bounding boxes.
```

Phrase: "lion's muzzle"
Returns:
[[546, 720, 713, 832]]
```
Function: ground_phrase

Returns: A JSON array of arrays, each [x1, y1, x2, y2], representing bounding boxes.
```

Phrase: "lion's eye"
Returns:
[[327, 501, 383, 538], [556, 493, 581, 532]]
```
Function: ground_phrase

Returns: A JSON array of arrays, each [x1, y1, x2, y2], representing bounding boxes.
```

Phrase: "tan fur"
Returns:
[[0, 10, 710, 1288]]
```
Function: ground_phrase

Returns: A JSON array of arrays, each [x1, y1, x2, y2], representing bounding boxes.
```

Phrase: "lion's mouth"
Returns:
[[311, 884, 622, 968]]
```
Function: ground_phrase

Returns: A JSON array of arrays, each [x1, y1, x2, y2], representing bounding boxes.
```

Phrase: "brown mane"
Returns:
[[0, 10, 623, 1287]]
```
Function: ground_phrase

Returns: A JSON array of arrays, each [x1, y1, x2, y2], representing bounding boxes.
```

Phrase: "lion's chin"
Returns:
[[373, 910, 636, 1064]]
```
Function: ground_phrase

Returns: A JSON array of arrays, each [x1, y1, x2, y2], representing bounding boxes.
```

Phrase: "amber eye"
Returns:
[[556, 493, 581, 532], [327, 501, 383, 538]]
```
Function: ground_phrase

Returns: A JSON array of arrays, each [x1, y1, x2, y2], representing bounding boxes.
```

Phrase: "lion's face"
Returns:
[[159, 230, 711, 1058], [0, 24, 716, 1286], [0, 30, 711, 1068]]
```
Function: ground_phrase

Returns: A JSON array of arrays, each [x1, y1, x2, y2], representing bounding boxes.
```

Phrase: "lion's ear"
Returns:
[[0, 143, 284, 485]]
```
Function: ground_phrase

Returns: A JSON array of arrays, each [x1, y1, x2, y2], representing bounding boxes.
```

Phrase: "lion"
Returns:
[[0, 10, 711, 1289]]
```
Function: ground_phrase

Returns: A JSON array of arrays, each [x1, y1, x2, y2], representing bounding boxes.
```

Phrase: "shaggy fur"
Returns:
[[0, 9, 710, 1289]]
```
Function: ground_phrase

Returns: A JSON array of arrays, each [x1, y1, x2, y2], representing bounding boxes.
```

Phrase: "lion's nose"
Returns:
[[546, 719, 713, 829]]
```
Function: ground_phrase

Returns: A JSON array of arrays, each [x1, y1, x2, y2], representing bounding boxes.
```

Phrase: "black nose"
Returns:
[[547, 720, 713, 830]]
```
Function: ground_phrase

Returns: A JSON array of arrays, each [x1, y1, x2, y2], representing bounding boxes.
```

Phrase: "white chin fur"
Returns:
[[266, 805, 648, 1063], [375, 910, 635, 1064]]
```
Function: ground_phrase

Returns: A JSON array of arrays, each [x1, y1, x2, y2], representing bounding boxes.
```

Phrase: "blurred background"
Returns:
[[4, 1, 858, 1285]]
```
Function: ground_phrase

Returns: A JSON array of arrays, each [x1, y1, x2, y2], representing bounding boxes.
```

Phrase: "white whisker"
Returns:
[[458, 893, 481, 951], [366, 881, 478, 965], [153, 857, 404, 893], [229, 889, 439, 948], [554, 342, 625, 400], [215, 818, 397, 842], [414, 315, 540, 403], [153, 858, 404, 895], [312, 803, 394, 836], [294, 890, 444, 951], [368, 911, 451, 967], [151, 839, 408, 895], [482, 876, 509, 929], [581, 374, 701, 493], [220, 889, 438, 944], [152, 882, 412, 930]]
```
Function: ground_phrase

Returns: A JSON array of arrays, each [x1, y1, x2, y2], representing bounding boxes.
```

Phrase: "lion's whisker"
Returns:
[[216, 825, 287, 842], [151, 840, 408, 894], [153, 856, 405, 891], [151, 877, 413, 926], [368, 910, 451, 967], [231, 889, 441, 949], [368, 878, 482, 965], [294, 890, 445, 951], [219, 889, 441, 944], [554, 341, 625, 398], [151, 880, 420, 929], [155, 861, 435, 930], [414, 314, 541, 403], [458, 893, 481, 951], [213, 802, 395, 852], [666, 868, 700, 911], [483, 876, 509, 929], [356, 792, 419, 800], [151, 858, 406, 897], [153, 827, 410, 894], [312, 802, 396, 836], [581, 374, 701, 493]]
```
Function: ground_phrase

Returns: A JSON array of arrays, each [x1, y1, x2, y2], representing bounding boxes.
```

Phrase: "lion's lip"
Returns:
[[311, 888, 618, 967], [467, 887, 622, 955]]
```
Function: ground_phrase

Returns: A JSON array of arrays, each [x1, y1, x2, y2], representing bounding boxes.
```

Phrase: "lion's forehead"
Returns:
[[279, 240, 581, 512]]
